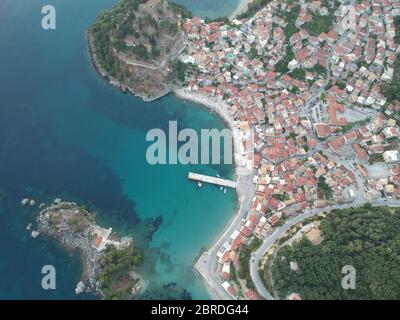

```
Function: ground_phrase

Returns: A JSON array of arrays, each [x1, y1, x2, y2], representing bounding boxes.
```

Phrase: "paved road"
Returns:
[[249, 131, 384, 300], [250, 199, 400, 300], [195, 171, 256, 299], [195, 0, 379, 300]]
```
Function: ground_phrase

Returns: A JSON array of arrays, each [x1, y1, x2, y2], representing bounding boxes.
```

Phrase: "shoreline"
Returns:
[[86, 24, 252, 298], [173, 88, 248, 202], [230, 0, 254, 19], [86, 29, 172, 102], [174, 88, 256, 300], [36, 201, 142, 298], [86, 17, 254, 299]]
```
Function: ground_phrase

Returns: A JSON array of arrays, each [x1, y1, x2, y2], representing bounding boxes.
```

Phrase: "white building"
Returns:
[[383, 150, 400, 163]]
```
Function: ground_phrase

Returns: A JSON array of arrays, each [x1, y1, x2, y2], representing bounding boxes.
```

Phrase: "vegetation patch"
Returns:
[[308, 64, 327, 77], [237, 238, 263, 289], [338, 117, 371, 133], [317, 176, 332, 199], [169, 1, 193, 19], [270, 205, 400, 299], [382, 18, 400, 103], [382, 55, 400, 103], [275, 45, 295, 74], [368, 153, 385, 164], [89, 0, 188, 99], [97, 244, 142, 300], [304, 12, 334, 36], [283, 4, 300, 40], [289, 68, 306, 81]]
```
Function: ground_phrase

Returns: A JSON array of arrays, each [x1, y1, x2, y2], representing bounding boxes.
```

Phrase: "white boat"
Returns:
[[217, 174, 220, 178], [220, 187, 223, 191], [224, 189, 227, 194], [197, 182, 202, 188]]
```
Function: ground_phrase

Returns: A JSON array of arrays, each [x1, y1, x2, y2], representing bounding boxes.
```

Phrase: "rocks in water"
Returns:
[[36, 201, 142, 300], [20, 198, 36, 207], [75, 281, 86, 295], [26, 223, 32, 231], [31, 230, 40, 238]]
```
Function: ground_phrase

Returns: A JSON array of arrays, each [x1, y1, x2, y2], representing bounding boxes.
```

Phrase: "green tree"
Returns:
[[269, 206, 400, 300]]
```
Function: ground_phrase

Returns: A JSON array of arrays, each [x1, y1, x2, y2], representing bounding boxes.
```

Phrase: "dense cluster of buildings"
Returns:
[[181, 0, 400, 299]]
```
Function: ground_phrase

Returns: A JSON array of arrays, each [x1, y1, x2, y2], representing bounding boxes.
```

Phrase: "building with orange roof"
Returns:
[[327, 96, 347, 126], [245, 289, 258, 300], [314, 123, 331, 139], [352, 144, 368, 161], [95, 236, 103, 248]]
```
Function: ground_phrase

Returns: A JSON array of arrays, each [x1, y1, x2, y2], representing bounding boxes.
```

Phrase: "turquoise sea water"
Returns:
[[0, 0, 238, 299], [174, 0, 240, 18]]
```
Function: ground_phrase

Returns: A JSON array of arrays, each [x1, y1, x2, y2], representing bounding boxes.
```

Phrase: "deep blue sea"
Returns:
[[0, 0, 239, 299]]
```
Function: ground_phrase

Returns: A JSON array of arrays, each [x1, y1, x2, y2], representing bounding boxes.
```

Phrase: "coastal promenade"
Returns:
[[195, 170, 256, 300], [173, 89, 258, 299]]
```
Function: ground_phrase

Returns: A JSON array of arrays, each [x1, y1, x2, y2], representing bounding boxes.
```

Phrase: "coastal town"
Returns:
[[6, 0, 400, 306], [177, 0, 400, 300], [86, 0, 400, 301]]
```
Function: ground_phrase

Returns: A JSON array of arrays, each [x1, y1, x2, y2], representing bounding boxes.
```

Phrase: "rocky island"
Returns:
[[37, 201, 142, 300], [88, 0, 191, 101]]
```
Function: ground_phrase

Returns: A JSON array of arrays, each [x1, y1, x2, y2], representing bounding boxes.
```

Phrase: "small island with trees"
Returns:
[[88, 0, 191, 101], [36, 201, 142, 300]]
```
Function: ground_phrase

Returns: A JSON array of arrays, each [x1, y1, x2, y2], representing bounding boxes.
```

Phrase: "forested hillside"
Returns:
[[270, 205, 400, 299]]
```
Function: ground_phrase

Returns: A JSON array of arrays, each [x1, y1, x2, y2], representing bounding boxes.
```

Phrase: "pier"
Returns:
[[188, 172, 237, 189]]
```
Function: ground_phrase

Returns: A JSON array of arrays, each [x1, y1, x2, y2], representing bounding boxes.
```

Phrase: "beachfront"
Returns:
[[174, 88, 254, 187], [229, 0, 253, 19], [174, 87, 257, 299]]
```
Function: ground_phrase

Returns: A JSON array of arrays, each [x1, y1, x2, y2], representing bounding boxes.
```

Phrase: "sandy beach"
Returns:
[[174, 88, 256, 300], [230, 0, 254, 19], [174, 88, 249, 199]]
